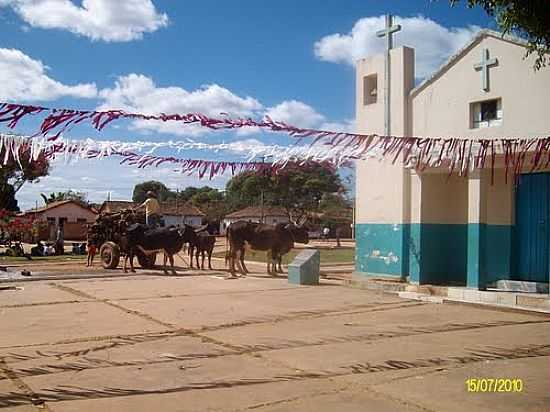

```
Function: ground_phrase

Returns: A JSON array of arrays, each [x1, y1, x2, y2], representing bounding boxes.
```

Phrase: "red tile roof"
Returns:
[[225, 206, 288, 219]]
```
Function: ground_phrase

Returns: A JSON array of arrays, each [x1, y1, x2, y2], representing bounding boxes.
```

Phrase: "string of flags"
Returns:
[[0, 101, 549, 180]]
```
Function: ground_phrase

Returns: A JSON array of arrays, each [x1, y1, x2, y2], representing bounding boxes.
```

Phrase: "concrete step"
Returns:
[[398, 291, 444, 303], [445, 287, 550, 313], [487, 280, 549, 294], [344, 276, 409, 293]]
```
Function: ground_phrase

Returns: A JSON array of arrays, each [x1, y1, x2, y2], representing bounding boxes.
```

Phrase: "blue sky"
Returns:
[[0, 0, 494, 209]]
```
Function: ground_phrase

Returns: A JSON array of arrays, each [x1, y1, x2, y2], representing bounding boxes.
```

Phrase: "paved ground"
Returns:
[[0, 272, 549, 412]]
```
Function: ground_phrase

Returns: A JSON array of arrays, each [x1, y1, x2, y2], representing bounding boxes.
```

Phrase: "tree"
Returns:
[[0, 146, 50, 212], [189, 187, 226, 222], [132, 181, 176, 203], [225, 163, 345, 221], [0, 185, 19, 212], [40, 190, 87, 205], [319, 193, 351, 214], [450, 0, 549, 70]]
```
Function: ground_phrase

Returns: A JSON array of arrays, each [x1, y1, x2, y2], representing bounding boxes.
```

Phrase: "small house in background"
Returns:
[[98, 200, 205, 227], [21, 200, 98, 240], [221, 206, 289, 235], [161, 202, 204, 227], [98, 200, 137, 214], [310, 209, 353, 238]]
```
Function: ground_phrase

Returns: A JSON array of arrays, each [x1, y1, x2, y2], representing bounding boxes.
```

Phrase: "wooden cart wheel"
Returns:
[[100, 241, 120, 269], [136, 250, 157, 269]]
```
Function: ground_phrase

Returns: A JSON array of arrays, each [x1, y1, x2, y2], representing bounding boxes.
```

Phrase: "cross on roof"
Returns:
[[474, 48, 498, 92], [376, 14, 401, 52]]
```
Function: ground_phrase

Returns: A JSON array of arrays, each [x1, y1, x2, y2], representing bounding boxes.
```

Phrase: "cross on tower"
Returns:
[[376, 14, 401, 136], [376, 14, 402, 52], [474, 48, 498, 92]]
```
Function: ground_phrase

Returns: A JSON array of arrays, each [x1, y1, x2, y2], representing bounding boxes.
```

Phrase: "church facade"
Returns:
[[355, 30, 550, 289]]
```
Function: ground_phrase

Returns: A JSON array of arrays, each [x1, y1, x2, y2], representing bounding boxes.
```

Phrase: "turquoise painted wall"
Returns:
[[415, 224, 467, 286], [355, 224, 406, 277], [356, 223, 512, 287]]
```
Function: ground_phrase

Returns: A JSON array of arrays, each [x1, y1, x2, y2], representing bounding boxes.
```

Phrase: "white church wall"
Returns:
[[411, 36, 550, 139]]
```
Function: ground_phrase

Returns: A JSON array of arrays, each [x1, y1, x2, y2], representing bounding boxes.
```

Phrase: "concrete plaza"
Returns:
[[0, 273, 549, 411]]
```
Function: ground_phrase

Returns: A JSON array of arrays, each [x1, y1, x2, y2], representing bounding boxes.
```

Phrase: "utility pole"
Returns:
[[259, 155, 273, 224]]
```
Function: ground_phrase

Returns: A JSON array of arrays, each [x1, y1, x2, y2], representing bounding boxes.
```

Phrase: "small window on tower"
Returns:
[[363, 74, 378, 105], [471, 98, 502, 128]]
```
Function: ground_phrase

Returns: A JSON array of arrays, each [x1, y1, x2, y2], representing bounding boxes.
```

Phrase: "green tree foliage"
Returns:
[[226, 163, 345, 221], [319, 193, 351, 214], [0, 185, 19, 212], [132, 181, 176, 203], [450, 0, 549, 70], [184, 187, 226, 222], [0, 147, 50, 212], [40, 190, 87, 205]]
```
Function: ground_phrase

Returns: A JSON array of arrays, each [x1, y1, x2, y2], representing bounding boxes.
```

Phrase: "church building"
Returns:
[[355, 27, 550, 289]]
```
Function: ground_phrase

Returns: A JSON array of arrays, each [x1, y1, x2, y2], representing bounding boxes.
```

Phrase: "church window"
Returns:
[[471, 98, 502, 128], [363, 75, 378, 105]]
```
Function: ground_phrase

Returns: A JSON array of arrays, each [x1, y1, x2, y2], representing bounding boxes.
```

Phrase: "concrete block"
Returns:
[[517, 295, 550, 309], [463, 289, 481, 302], [419, 296, 444, 304], [288, 249, 320, 285], [398, 291, 421, 300], [479, 291, 498, 304], [447, 288, 464, 300], [496, 293, 517, 306], [491, 280, 549, 294]]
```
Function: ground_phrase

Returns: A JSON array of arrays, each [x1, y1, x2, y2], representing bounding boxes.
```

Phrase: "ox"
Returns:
[[189, 231, 216, 270], [123, 224, 196, 274], [226, 220, 309, 278]]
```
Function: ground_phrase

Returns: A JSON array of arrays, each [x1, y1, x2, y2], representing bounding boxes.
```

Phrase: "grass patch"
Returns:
[[214, 247, 354, 265]]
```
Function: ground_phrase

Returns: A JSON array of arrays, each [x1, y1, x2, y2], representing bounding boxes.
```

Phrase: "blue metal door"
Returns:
[[516, 173, 550, 282]]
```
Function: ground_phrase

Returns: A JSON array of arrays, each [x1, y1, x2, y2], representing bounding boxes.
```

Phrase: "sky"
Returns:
[[0, 0, 495, 210]]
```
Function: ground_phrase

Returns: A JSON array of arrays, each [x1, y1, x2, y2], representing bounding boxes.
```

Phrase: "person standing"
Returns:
[[136, 191, 162, 227], [86, 239, 97, 267], [55, 223, 64, 255]]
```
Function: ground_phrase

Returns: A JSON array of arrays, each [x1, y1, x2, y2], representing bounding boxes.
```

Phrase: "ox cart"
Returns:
[[87, 210, 157, 270]]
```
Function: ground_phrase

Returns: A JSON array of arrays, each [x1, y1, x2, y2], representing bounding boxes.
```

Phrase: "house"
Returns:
[[161, 201, 205, 227], [221, 206, 289, 234], [22, 200, 98, 240], [355, 29, 550, 290], [98, 200, 205, 227], [97, 200, 137, 214]]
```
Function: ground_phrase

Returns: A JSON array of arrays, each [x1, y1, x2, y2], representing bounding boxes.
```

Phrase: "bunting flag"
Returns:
[[0, 134, 346, 179], [0, 101, 549, 181]]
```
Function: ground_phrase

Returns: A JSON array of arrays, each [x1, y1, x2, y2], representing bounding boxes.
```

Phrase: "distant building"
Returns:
[[161, 202, 205, 227], [98, 200, 205, 227], [221, 206, 289, 234], [97, 200, 137, 214], [21, 200, 98, 240]]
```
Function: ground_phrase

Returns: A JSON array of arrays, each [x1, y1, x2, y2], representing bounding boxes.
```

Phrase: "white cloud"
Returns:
[[98, 74, 264, 136], [97, 75, 354, 136], [0, 48, 97, 101], [314, 15, 480, 79], [265, 100, 325, 129], [16, 156, 229, 211], [0, 0, 168, 42], [319, 119, 356, 134]]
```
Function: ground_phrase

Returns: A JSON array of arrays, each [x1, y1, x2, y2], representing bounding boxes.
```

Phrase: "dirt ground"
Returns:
[[0, 266, 549, 412], [0, 237, 355, 282]]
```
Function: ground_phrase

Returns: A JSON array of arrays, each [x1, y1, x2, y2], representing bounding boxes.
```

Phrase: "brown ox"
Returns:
[[226, 220, 308, 278]]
